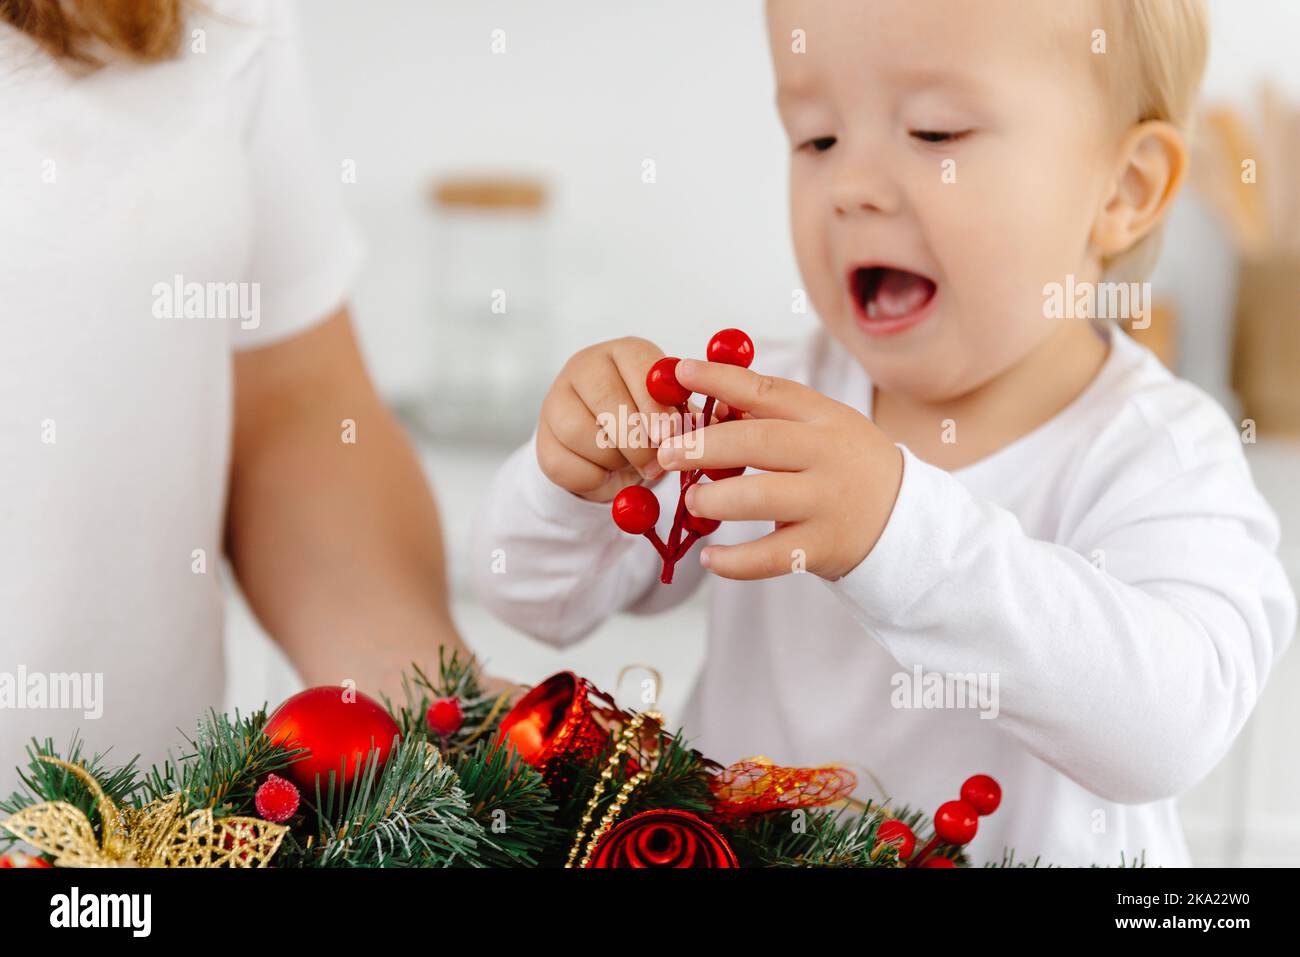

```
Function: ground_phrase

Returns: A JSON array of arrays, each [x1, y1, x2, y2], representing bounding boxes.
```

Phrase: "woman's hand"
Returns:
[[655, 359, 904, 581]]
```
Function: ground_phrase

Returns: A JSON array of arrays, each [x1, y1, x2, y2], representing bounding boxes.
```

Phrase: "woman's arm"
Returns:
[[226, 306, 470, 700]]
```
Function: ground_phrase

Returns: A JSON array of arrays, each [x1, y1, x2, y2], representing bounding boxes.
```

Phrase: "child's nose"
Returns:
[[831, 152, 899, 218]]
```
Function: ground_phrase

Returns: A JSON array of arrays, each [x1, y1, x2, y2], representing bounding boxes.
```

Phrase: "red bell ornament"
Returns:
[[496, 672, 627, 790]]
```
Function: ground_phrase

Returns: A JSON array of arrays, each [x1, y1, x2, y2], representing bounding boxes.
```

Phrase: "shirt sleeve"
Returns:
[[229, 0, 363, 350], [826, 417, 1297, 806], [469, 432, 708, 646]]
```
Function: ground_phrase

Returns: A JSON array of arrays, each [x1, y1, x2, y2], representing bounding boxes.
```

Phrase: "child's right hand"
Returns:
[[536, 337, 678, 503]]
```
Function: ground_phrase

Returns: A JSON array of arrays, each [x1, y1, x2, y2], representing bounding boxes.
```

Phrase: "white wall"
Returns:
[[297, 0, 807, 403]]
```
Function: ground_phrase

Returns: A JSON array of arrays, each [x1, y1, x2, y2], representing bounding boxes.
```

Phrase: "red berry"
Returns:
[[960, 774, 1001, 816], [707, 329, 754, 368], [702, 466, 745, 481], [874, 819, 916, 859], [255, 773, 300, 823], [682, 512, 721, 536], [646, 357, 691, 407], [920, 855, 956, 868], [612, 485, 660, 535], [933, 799, 979, 846], [426, 697, 464, 736]]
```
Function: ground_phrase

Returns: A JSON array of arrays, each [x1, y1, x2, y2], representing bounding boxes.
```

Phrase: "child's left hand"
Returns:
[[655, 358, 903, 581]]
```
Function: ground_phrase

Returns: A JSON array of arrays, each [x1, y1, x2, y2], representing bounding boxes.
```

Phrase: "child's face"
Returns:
[[768, 0, 1119, 401]]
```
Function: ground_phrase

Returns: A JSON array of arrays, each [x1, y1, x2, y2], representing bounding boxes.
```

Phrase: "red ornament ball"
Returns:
[[920, 855, 957, 868], [646, 357, 691, 407], [426, 696, 465, 737], [263, 686, 401, 793], [706, 328, 754, 368], [874, 819, 916, 860], [933, 799, 980, 846], [960, 774, 1002, 816], [254, 773, 300, 823], [612, 485, 660, 535]]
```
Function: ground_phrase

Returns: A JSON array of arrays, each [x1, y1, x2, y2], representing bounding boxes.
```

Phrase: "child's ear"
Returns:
[[1090, 120, 1189, 258]]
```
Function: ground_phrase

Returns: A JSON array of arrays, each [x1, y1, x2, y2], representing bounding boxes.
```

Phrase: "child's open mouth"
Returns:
[[849, 265, 938, 336]]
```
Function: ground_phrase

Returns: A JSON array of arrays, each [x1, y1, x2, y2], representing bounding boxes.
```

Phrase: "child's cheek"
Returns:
[[788, 188, 838, 310]]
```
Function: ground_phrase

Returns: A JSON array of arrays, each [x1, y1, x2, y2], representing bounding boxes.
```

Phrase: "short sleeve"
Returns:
[[230, 1, 363, 350]]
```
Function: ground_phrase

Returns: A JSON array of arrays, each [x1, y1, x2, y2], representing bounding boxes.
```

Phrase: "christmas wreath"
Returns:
[[0, 654, 1001, 869]]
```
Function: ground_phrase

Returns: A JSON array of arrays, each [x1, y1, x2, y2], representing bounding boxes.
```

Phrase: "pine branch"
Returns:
[[0, 736, 143, 850], [287, 733, 485, 868], [983, 848, 1146, 868], [724, 803, 935, 868], [449, 740, 559, 867], [139, 708, 305, 817], [624, 729, 714, 817], [383, 650, 509, 754]]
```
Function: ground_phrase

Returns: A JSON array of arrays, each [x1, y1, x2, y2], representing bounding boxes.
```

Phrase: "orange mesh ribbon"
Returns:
[[709, 755, 857, 818]]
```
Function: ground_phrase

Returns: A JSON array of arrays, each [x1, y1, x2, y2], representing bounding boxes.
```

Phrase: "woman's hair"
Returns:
[[0, 0, 184, 63], [1098, 0, 1210, 280]]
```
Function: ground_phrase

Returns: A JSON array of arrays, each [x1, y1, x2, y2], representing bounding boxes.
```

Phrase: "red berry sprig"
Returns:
[[611, 329, 754, 584], [612, 485, 669, 561], [909, 773, 1001, 867]]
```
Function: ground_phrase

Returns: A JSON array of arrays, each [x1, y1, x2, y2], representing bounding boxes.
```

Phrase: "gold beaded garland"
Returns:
[[564, 710, 663, 868]]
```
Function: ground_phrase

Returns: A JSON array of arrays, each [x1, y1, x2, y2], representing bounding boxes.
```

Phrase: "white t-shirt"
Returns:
[[0, 1, 359, 795], [471, 324, 1297, 867]]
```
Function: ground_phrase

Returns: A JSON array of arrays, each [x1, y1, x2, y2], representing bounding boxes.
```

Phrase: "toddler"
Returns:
[[472, 0, 1296, 865]]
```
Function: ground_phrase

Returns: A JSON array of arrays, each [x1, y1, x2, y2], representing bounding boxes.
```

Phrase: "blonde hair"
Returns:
[[0, 0, 184, 64], [1097, 0, 1209, 281]]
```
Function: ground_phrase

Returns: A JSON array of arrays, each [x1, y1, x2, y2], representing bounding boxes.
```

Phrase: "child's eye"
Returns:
[[799, 136, 837, 153], [910, 129, 972, 144]]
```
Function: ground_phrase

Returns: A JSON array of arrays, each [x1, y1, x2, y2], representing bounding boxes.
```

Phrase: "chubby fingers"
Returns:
[[576, 354, 666, 480], [697, 525, 811, 581], [683, 472, 811, 523], [656, 418, 812, 473], [672, 359, 827, 421]]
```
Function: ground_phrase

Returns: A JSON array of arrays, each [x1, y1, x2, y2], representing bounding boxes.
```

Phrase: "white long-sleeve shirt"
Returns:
[[471, 325, 1296, 867]]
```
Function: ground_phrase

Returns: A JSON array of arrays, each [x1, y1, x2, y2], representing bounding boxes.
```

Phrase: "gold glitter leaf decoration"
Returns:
[[0, 757, 287, 868]]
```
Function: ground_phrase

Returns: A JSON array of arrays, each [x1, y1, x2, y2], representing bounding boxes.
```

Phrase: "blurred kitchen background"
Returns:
[[221, 1, 1300, 866]]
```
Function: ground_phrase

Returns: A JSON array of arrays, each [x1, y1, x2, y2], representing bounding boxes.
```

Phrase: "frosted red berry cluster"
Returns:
[[610, 329, 754, 584]]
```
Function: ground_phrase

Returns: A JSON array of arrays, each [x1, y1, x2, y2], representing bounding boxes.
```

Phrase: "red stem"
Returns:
[[910, 836, 942, 867], [643, 530, 669, 563], [674, 531, 701, 561]]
